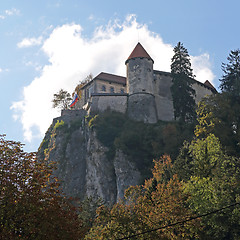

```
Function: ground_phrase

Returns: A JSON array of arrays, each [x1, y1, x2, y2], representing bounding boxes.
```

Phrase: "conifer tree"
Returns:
[[220, 49, 240, 96], [171, 42, 196, 122]]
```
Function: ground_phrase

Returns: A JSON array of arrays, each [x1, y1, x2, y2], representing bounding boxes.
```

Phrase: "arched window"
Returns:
[[101, 85, 106, 92], [110, 87, 114, 93]]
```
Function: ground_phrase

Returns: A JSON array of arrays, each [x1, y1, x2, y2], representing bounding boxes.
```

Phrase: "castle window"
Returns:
[[120, 88, 124, 94], [101, 85, 106, 92], [88, 86, 94, 98], [142, 89, 146, 92], [110, 87, 114, 93]]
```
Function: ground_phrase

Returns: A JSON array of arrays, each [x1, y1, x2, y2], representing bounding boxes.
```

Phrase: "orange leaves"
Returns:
[[87, 155, 200, 239], [0, 136, 85, 239]]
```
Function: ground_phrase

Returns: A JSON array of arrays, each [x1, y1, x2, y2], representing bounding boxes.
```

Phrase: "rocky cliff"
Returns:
[[38, 110, 141, 205]]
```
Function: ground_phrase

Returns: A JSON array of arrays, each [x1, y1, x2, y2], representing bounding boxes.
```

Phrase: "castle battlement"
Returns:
[[67, 43, 216, 123]]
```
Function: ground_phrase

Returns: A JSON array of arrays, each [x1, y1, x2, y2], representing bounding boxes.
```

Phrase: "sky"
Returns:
[[1, 0, 240, 152]]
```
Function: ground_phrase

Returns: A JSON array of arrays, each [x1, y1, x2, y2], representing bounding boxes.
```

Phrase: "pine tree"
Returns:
[[220, 49, 240, 96], [171, 42, 196, 122]]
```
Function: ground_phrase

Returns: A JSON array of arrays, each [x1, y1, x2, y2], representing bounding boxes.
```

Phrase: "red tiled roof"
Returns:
[[204, 80, 216, 91], [125, 42, 153, 64], [80, 72, 126, 89], [94, 72, 126, 85]]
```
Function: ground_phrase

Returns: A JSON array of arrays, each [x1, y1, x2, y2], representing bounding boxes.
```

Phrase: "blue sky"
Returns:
[[1, 0, 240, 152]]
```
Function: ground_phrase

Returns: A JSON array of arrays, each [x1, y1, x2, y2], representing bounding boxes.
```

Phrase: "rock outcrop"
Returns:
[[38, 111, 141, 205]]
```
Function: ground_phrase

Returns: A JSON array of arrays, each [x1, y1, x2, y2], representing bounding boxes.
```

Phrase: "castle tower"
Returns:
[[125, 42, 154, 94], [125, 43, 157, 123]]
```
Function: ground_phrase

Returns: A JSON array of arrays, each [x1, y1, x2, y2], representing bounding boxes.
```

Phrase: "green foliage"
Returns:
[[174, 93, 240, 238], [78, 197, 103, 229], [93, 111, 126, 148], [53, 119, 65, 130], [194, 98, 218, 138], [52, 88, 72, 110], [220, 49, 240, 96], [173, 141, 193, 181], [189, 134, 223, 178], [171, 42, 196, 122], [183, 134, 240, 239], [0, 135, 86, 239], [85, 156, 200, 240], [195, 93, 240, 157], [89, 111, 195, 180], [88, 114, 99, 128]]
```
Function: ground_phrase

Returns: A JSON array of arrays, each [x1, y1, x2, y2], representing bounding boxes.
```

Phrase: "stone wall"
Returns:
[[153, 71, 174, 121], [193, 82, 214, 103], [75, 69, 215, 122], [95, 79, 126, 94], [89, 94, 128, 114], [152, 70, 215, 121], [128, 93, 158, 123], [60, 109, 87, 123], [126, 58, 154, 94]]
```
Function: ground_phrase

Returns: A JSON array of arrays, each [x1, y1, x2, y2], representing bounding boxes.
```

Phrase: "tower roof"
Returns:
[[125, 42, 154, 64], [204, 80, 217, 92]]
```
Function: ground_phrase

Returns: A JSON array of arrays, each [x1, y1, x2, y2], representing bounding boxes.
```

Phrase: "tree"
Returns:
[[85, 156, 200, 240], [220, 49, 240, 96], [184, 134, 240, 239], [52, 88, 72, 110], [173, 92, 240, 239], [194, 93, 240, 157], [0, 135, 86, 239], [74, 74, 93, 100], [171, 42, 196, 122]]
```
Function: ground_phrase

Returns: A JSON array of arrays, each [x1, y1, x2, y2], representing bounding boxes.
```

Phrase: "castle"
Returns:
[[51, 43, 217, 204], [65, 42, 216, 122]]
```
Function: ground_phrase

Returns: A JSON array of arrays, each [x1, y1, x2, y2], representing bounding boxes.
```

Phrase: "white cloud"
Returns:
[[11, 15, 215, 142], [5, 8, 20, 16], [0, 67, 9, 73], [191, 53, 215, 83], [17, 37, 43, 48], [0, 8, 20, 20]]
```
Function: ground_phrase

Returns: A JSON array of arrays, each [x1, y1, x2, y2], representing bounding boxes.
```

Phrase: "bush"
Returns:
[[89, 111, 195, 180]]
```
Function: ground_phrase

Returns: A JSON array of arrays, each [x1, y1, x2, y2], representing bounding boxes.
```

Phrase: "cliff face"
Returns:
[[38, 111, 141, 205]]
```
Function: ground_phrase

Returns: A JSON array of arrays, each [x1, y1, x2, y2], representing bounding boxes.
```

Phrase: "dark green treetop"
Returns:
[[220, 49, 240, 96], [171, 42, 196, 122]]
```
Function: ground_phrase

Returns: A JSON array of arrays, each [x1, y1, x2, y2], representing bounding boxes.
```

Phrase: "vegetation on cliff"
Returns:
[[85, 156, 201, 240], [86, 90, 240, 239], [89, 111, 195, 180], [2, 49, 240, 239], [85, 49, 240, 239]]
